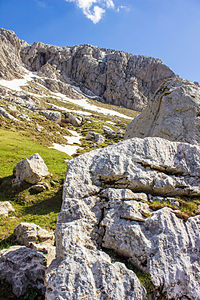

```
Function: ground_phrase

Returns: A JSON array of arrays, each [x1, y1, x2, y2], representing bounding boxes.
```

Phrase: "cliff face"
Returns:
[[0, 28, 25, 80], [0, 28, 175, 111], [21, 43, 175, 111]]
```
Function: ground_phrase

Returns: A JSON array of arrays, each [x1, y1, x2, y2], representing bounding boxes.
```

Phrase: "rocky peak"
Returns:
[[21, 41, 175, 111], [0, 28, 175, 111]]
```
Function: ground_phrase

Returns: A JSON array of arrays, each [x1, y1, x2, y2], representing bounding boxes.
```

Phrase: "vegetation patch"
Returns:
[[0, 129, 69, 249]]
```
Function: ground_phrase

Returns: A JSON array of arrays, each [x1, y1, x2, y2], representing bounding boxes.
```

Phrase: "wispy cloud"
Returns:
[[116, 5, 130, 13], [34, 0, 47, 8], [65, 0, 126, 24]]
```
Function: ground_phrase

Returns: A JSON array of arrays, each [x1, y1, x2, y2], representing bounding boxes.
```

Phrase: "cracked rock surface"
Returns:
[[124, 78, 200, 144], [46, 137, 200, 299], [0, 246, 46, 297]]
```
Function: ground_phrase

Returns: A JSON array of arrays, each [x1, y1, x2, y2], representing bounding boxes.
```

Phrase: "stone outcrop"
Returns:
[[124, 78, 200, 144], [0, 201, 15, 216], [0, 246, 46, 297], [0, 28, 25, 80], [45, 137, 200, 299], [13, 153, 49, 185], [0, 28, 176, 111], [39, 110, 62, 122], [0, 106, 19, 121]]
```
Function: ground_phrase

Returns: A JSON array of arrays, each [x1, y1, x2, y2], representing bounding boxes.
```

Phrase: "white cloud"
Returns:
[[116, 5, 130, 13], [65, 0, 115, 23]]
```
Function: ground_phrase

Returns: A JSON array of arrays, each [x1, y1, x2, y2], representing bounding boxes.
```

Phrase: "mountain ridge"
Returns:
[[0, 27, 175, 111]]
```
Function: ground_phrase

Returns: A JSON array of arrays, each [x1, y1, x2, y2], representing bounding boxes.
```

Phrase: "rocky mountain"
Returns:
[[0, 27, 200, 300], [0, 28, 175, 111]]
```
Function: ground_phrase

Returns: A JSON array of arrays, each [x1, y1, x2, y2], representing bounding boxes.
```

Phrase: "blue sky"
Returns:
[[0, 0, 200, 82]]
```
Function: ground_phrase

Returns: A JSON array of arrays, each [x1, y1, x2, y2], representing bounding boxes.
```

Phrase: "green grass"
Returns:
[[148, 196, 200, 221], [0, 129, 69, 177], [0, 129, 70, 249]]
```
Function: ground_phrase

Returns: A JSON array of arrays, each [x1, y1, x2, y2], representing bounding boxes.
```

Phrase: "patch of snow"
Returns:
[[50, 104, 92, 116], [49, 143, 80, 156], [106, 121, 116, 125], [52, 92, 132, 119], [0, 71, 40, 92], [64, 130, 82, 145]]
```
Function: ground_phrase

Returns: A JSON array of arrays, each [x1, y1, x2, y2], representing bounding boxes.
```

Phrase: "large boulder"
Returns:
[[124, 78, 200, 144], [14, 222, 54, 247], [0, 246, 46, 297], [13, 153, 49, 185], [14, 222, 55, 266], [45, 137, 200, 299]]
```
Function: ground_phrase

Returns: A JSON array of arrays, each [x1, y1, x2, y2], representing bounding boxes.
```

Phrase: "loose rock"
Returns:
[[86, 131, 105, 143], [13, 153, 49, 185], [0, 201, 15, 216]]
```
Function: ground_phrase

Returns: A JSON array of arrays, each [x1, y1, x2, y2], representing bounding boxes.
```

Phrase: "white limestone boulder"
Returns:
[[13, 153, 49, 185], [124, 78, 200, 145], [46, 136, 200, 299], [0, 201, 15, 216]]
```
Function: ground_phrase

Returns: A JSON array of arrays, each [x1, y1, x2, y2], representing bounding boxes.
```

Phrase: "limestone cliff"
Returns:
[[0, 28, 175, 111]]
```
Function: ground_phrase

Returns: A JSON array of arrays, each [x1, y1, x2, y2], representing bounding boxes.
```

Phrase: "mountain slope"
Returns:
[[0, 28, 175, 111]]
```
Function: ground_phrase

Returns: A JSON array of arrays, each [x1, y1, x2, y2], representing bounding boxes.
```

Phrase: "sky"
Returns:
[[0, 0, 200, 82]]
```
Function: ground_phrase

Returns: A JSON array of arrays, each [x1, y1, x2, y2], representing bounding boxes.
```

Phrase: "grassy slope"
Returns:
[[0, 129, 70, 249]]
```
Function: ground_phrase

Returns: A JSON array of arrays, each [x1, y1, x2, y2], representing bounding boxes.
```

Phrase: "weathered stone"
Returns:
[[13, 153, 49, 185], [46, 232, 147, 300], [86, 131, 105, 143], [63, 137, 200, 198], [102, 208, 200, 299], [30, 182, 49, 193], [39, 110, 61, 122], [100, 188, 148, 202], [124, 78, 200, 145], [14, 222, 54, 247], [47, 136, 200, 299], [0, 246, 46, 297], [102, 125, 116, 137], [68, 113, 82, 126], [0, 201, 15, 216], [14, 222, 55, 266], [102, 199, 151, 223]]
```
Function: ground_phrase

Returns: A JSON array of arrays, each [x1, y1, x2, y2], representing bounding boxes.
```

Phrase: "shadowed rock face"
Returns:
[[124, 78, 200, 144], [46, 137, 200, 299], [0, 28, 175, 111]]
